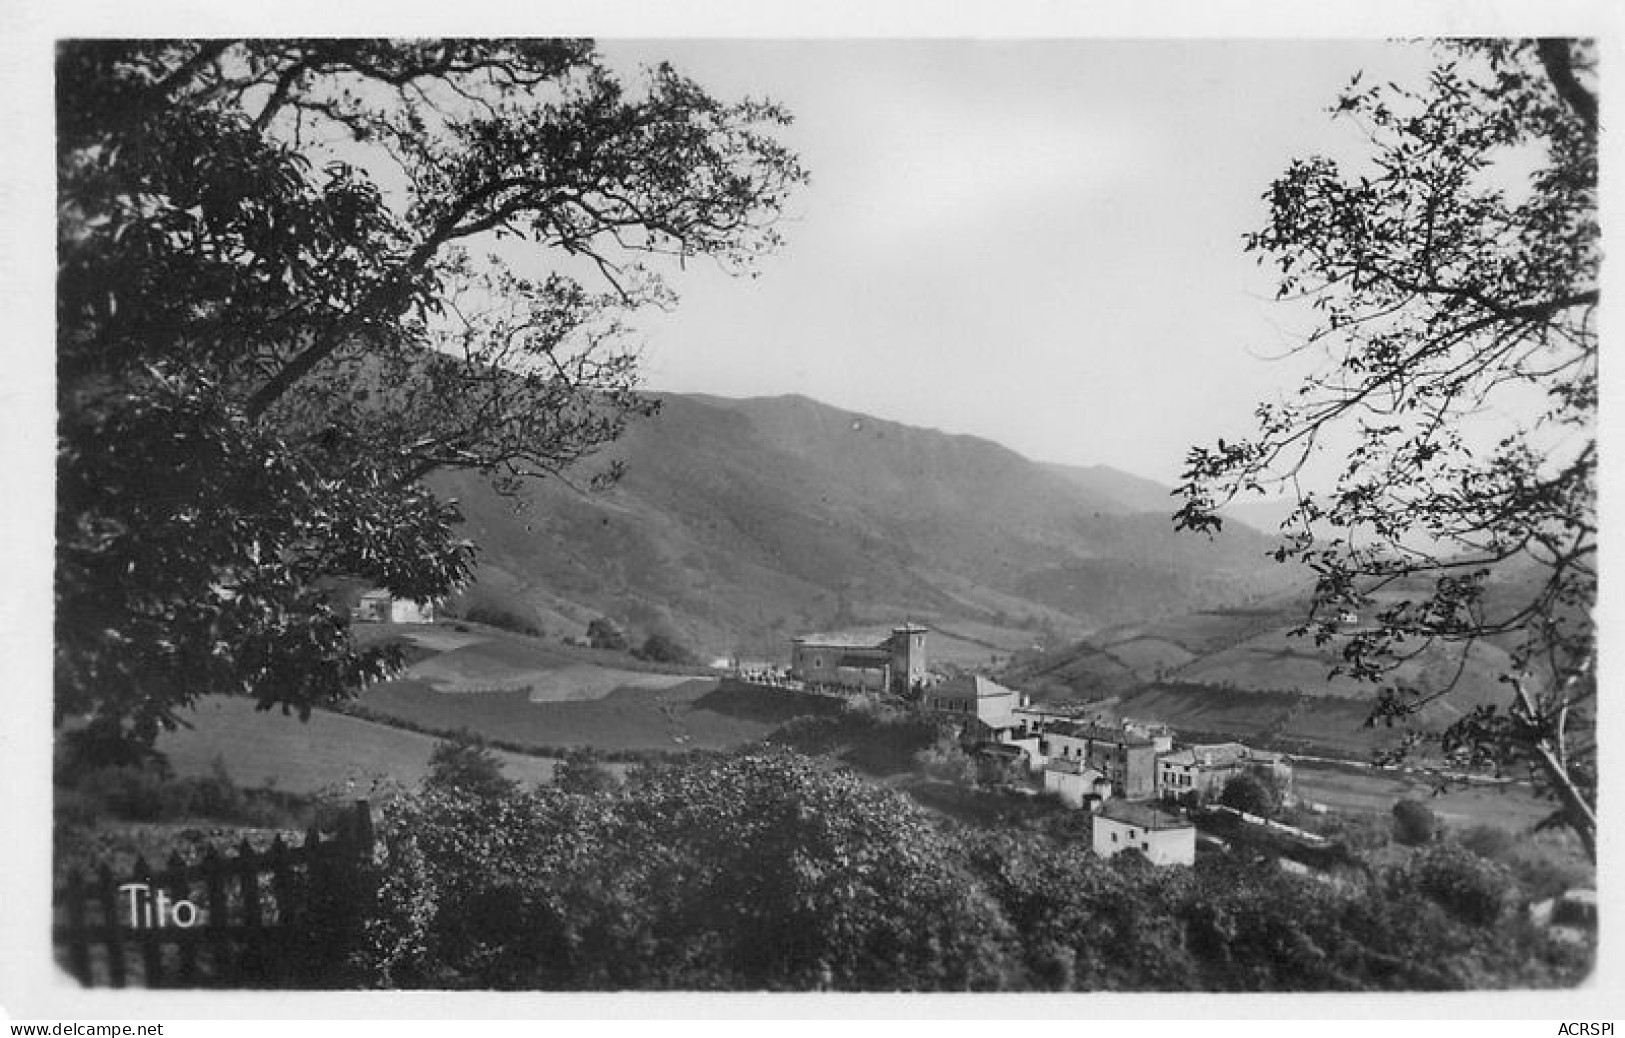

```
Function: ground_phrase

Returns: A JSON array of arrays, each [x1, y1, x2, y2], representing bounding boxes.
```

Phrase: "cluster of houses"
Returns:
[[787, 625, 1294, 867]]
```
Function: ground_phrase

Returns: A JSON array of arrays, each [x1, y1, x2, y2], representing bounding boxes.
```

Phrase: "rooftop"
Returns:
[[940, 674, 1019, 700], [793, 624, 930, 649], [793, 627, 896, 649], [1044, 758, 1106, 780], [1178, 742, 1287, 768], [1048, 721, 1153, 747], [1098, 801, 1194, 830]]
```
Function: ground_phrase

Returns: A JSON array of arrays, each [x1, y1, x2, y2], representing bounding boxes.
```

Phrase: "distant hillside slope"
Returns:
[[431, 392, 1297, 658], [1042, 461, 1176, 515], [1000, 588, 1515, 759]]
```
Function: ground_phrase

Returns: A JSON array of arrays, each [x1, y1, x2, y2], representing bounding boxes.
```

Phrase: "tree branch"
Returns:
[[1535, 39, 1598, 132]]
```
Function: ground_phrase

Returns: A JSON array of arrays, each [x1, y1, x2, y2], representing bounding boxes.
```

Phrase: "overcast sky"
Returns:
[[583, 39, 1436, 484]]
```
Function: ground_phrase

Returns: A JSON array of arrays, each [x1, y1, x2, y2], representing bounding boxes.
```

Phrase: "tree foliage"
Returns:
[[634, 632, 698, 665], [1391, 797, 1440, 847], [1218, 770, 1281, 818], [360, 749, 1589, 991], [369, 751, 1017, 990], [1405, 842, 1513, 928], [1174, 39, 1597, 857], [55, 40, 806, 749], [425, 733, 518, 802], [585, 617, 628, 651]]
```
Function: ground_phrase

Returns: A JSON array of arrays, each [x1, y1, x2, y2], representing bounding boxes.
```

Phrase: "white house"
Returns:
[[1043, 758, 1112, 809], [926, 674, 1022, 733], [1158, 742, 1292, 804], [353, 589, 435, 625], [1092, 801, 1196, 866]]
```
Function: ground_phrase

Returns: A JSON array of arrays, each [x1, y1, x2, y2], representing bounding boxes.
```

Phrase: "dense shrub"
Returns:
[[366, 751, 1019, 990], [58, 754, 306, 828], [425, 734, 519, 801], [1218, 771, 1281, 817], [460, 604, 541, 637], [551, 748, 619, 794], [767, 702, 950, 776], [586, 617, 628, 651], [1456, 823, 1517, 861], [634, 633, 698, 665], [914, 731, 979, 785], [1392, 798, 1439, 846], [1405, 843, 1513, 927]]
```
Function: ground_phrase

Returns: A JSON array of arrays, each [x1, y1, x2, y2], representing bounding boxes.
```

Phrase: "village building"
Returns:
[[1120, 718, 1175, 753], [1038, 722, 1159, 799], [926, 674, 1023, 734], [353, 589, 436, 625], [1158, 742, 1292, 804], [1043, 757, 1112, 809], [1092, 801, 1196, 866], [998, 733, 1046, 772], [789, 623, 928, 693]]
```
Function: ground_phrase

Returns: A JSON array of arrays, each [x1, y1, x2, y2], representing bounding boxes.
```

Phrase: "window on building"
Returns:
[[1142, 842, 1150, 852], [1111, 832, 1118, 843]]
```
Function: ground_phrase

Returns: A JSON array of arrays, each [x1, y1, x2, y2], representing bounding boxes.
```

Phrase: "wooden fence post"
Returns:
[[236, 839, 264, 982], [62, 869, 91, 984], [163, 850, 198, 985], [97, 863, 126, 988], [131, 857, 162, 986], [203, 846, 233, 986], [268, 835, 298, 983]]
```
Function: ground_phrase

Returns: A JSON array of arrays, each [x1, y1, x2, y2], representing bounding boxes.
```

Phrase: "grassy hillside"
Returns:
[[1003, 590, 1513, 759], [432, 392, 1298, 660], [154, 695, 561, 795]]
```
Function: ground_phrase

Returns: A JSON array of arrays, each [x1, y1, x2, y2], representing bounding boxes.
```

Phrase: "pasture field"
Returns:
[[1094, 608, 1287, 658], [1292, 760, 1557, 834], [155, 694, 563, 795], [358, 675, 811, 753], [1117, 684, 1387, 758], [1097, 636, 1194, 673]]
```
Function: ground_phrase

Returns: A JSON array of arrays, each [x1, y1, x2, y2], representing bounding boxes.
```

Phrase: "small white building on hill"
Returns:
[[353, 589, 436, 625], [926, 674, 1022, 732], [1092, 801, 1195, 866]]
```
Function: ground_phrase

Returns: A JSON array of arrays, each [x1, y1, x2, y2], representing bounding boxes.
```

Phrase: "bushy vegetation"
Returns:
[[1403, 843, 1513, 928], [586, 617, 628, 651], [633, 633, 700, 666], [354, 749, 1590, 991], [425, 734, 520, 801], [459, 604, 542, 638], [1393, 798, 1441, 846], [367, 751, 1015, 989], [1218, 771, 1282, 818], [54, 750, 309, 831], [913, 729, 980, 785], [767, 700, 950, 775]]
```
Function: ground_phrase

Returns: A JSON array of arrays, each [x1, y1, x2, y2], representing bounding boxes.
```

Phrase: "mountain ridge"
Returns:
[[431, 391, 1300, 659]]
